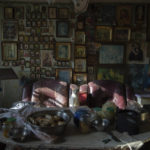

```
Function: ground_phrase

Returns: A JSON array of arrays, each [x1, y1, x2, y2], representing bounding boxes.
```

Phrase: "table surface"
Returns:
[[0, 121, 150, 150]]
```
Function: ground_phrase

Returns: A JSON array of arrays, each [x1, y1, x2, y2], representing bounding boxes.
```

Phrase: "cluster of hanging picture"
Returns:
[[0, 3, 150, 90]]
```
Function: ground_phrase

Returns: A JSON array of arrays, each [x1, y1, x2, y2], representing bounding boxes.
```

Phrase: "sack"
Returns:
[[116, 109, 140, 135]]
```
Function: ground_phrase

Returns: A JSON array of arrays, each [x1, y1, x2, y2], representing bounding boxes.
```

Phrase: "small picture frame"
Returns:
[[3, 21, 18, 41], [4, 7, 14, 19], [56, 68, 72, 83], [75, 45, 86, 58], [117, 5, 132, 26], [2, 42, 18, 61], [58, 8, 69, 18], [135, 5, 145, 24], [126, 42, 147, 64], [25, 61, 30, 68], [114, 27, 131, 42], [56, 21, 70, 37], [77, 21, 84, 30], [95, 26, 112, 42], [74, 59, 86, 72], [75, 31, 85, 44], [56, 42, 71, 61], [48, 7, 57, 19], [41, 50, 53, 67], [14, 7, 24, 19], [73, 73, 87, 85]]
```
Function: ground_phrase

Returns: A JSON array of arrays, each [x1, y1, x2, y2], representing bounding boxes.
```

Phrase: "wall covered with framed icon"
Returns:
[[0, 2, 149, 90]]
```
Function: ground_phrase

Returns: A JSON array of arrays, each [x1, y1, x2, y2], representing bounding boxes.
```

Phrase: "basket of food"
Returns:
[[26, 109, 71, 136]]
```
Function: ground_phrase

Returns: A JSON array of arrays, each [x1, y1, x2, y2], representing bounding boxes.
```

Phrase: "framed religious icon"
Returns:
[[126, 42, 147, 64], [56, 21, 70, 37], [58, 8, 69, 18], [75, 31, 85, 44], [74, 59, 86, 72], [77, 21, 84, 30], [116, 5, 132, 26], [95, 26, 112, 42], [114, 27, 131, 42], [56, 42, 71, 61], [14, 7, 24, 19], [56, 68, 72, 83], [48, 7, 57, 19], [4, 7, 14, 19], [2, 42, 18, 61], [135, 5, 145, 24], [75, 45, 86, 58], [99, 44, 125, 64], [2, 21, 18, 41], [41, 50, 53, 67], [73, 73, 87, 85]]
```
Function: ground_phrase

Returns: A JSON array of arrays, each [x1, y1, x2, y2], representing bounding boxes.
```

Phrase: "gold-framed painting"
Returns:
[[2, 42, 18, 61], [48, 7, 57, 19], [56, 68, 72, 83], [4, 7, 14, 19], [74, 58, 86, 72], [75, 31, 85, 44], [57, 8, 69, 18], [114, 27, 131, 42], [95, 26, 112, 42], [75, 45, 86, 58], [56, 42, 71, 61], [73, 73, 87, 85], [116, 5, 132, 26]]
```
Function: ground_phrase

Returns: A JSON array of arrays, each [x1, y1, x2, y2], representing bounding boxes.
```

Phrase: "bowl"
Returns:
[[26, 110, 71, 136]]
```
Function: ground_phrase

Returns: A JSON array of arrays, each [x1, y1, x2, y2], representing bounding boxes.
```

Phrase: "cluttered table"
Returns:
[[0, 104, 150, 150], [0, 120, 150, 150]]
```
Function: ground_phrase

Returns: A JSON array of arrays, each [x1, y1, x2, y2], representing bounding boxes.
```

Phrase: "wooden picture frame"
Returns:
[[116, 5, 132, 26], [56, 21, 70, 37], [58, 8, 69, 18], [74, 58, 86, 72], [76, 21, 84, 30], [75, 45, 86, 58], [73, 73, 87, 85], [41, 50, 53, 67], [99, 44, 125, 64], [126, 42, 147, 64], [56, 42, 71, 61], [75, 31, 86, 44], [2, 42, 18, 61], [114, 27, 131, 42], [4, 7, 14, 19], [14, 7, 24, 19], [135, 5, 145, 24], [56, 68, 72, 83], [48, 7, 56, 19], [2, 21, 18, 41], [95, 26, 112, 42]]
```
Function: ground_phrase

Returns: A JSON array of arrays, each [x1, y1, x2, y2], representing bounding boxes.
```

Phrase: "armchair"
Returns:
[[22, 79, 69, 107], [79, 80, 136, 109]]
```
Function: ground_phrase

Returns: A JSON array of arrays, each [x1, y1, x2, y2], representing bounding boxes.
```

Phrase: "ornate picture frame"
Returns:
[[73, 73, 87, 85], [114, 27, 131, 42], [75, 45, 86, 58], [57, 8, 69, 18], [75, 31, 85, 44], [2, 42, 18, 61], [48, 7, 57, 19], [95, 26, 112, 42], [74, 58, 86, 72], [4, 7, 14, 19], [56, 42, 71, 61], [56, 21, 70, 37], [2, 21, 18, 41]]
